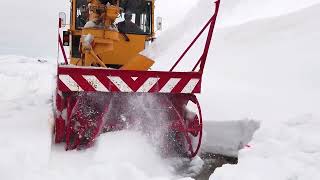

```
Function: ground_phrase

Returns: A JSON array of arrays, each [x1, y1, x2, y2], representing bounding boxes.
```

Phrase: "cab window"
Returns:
[[74, 0, 152, 35], [75, 0, 89, 29], [117, 0, 152, 35]]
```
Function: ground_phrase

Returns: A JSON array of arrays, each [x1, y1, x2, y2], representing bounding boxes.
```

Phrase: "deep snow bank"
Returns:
[[201, 2, 320, 121], [218, 0, 320, 27], [210, 4, 320, 180]]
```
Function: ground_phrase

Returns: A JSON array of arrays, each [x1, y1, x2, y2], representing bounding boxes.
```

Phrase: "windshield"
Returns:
[[75, 0, 152, 35]]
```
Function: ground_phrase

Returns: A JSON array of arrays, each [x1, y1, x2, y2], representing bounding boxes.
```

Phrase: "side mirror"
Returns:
[[59, 12, 67, 28], [156, 17, 163, 31]]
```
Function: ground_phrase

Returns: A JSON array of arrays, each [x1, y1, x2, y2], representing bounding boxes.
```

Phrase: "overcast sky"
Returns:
[[0, 0, 67, 58], [0, 0, 202, 59], [1, 0, 316, 59]]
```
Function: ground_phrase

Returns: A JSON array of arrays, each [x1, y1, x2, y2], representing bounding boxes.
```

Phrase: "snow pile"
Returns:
[[212, 114, 320, 180], [143, 0, 212, 71], [1, 131, 176, 180], [47, 131, 176, 180], [202, 120, 260, 157], [154, 0, 201, 31], [94, 131, 171, 178]]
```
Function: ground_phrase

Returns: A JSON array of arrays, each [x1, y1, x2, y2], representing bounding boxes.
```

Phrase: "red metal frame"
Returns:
[[58, 66, 202, 93]]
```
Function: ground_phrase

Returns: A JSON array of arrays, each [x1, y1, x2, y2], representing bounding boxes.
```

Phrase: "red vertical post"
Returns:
[[58, 18, 68, 65], [59, 18, 62, 28], [65, 96, 72, 150], [58, 33, 69, 65], [54, 92, 66, 143], [199, 0, 221, 72]]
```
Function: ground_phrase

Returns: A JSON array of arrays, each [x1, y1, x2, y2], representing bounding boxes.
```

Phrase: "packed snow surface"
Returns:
[[1, 0, 320, 180]]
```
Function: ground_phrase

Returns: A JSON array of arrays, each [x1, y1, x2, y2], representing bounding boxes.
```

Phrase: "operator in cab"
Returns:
[[76, 5, 89, 28], [120, 0, 145, 25], [117, 11, 144, 34]]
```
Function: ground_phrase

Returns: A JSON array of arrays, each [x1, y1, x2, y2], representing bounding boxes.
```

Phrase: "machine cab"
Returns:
[[67, 0, 155, 69]]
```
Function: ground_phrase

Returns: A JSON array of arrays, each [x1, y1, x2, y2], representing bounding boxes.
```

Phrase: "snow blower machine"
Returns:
[[55, 0, 220, 158]]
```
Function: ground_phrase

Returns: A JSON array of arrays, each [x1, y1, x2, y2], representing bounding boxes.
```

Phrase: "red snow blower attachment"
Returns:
[[54, 0, 221, 158]]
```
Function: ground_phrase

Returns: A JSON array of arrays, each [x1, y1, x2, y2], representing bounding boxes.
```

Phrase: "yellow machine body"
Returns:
[[68, 0, 155, 70]]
